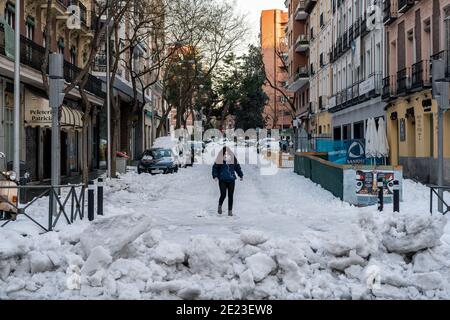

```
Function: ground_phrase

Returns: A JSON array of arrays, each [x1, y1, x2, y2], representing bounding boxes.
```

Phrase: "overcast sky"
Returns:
[[235, 0, 286, 50]]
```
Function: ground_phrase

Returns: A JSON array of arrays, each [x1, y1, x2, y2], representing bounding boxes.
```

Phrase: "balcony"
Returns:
[[430, 50, 450, 81], [93, 51, 107, 72], [398, 0, 415, 14], [329, 74, 383, 113], [13, 35, 104, 98], [410, 60, 431, 91], [382, 76, 394, 100], [304, 0, 317, 14], [295, 34, 309, 53], [295, 1, 308, 20], [396, 67, 411, 96], [383, 0, 397, 25], [318, 96, 327, 111], [287, 66, 309, 92]]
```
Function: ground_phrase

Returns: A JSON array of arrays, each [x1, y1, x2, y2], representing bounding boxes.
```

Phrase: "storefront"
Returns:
[[24, 89, 83, 181], [386, 90, 450, 185], [331, 97, 386, 141]]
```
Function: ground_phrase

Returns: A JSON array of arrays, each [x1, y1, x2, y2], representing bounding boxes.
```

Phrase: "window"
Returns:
[[353, 121, 364, 139], [58, 38, 65, 55], [25, 16, 35, 40], [70, 46, 77, 65], [334, 126, 342, 141], [5, 2, 15, 29]]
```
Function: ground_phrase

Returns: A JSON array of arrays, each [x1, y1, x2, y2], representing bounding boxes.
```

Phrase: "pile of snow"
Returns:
[[152, 136, 177, 150], [1, 210, 450, 299], [1, 162, 450, 300]]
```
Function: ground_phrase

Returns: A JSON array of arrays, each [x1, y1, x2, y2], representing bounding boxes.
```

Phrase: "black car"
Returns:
[[138, 148, 179, 175]]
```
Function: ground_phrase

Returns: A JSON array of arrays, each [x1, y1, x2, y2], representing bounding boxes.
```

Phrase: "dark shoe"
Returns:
[[218, 205, 222, 215], [228, 210, 233, 217]]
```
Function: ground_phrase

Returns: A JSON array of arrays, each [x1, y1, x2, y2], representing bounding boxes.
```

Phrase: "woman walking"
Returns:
[[212, 147, 243, 216]]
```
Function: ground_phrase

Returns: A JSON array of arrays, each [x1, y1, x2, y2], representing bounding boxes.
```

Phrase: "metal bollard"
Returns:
[[97, 178, 104, 216], [377, 177, 384, 212], [393, 180, 400, 212], [88, 180, 95, 221]]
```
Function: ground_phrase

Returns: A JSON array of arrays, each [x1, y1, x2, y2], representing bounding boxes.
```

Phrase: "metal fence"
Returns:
[[0, 180, 104, 232], [429, 185, 450, 215]]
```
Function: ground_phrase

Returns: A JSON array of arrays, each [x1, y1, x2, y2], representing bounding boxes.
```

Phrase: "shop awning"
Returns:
[[61, 106, 83, 129]]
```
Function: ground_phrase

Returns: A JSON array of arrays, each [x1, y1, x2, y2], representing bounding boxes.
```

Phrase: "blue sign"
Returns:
[[346, 140, 366, 164], [326, 139, 366, 164]]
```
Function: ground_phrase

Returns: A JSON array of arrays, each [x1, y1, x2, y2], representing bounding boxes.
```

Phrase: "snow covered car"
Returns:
[[137, 148, 179, 175]]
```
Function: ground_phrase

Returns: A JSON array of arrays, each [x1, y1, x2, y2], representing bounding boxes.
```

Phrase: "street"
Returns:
[[2, 145, 450, 300]]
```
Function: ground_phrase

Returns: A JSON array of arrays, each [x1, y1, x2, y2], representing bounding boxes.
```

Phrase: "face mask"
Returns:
[[224, 154, 232, 162]]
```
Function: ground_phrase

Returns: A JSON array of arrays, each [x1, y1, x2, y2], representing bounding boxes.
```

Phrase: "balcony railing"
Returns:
[[411, 60, 431, 90], [430, 50, 450, 80], [329, 73, 383, 112], [382, 75, 396, 100], [295, 66, 309, 80], [295, 1, 308, 20], [9, 36, 104, 99], [304, 0, 317, 14], [383, 0, 397, 25], [397, 67, 411, 95], [398, 0, 415, 14], [295, 34, 309, 52]]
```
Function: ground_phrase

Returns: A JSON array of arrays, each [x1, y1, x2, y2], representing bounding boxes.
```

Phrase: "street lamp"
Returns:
[[13, 0, 21, 179]]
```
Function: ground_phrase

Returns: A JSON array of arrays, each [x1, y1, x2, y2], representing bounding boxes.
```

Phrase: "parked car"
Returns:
[[137, 148, 179, 175]]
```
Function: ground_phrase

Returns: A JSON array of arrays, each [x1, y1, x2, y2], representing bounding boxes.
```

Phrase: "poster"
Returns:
[[355, 170, 395, 206]]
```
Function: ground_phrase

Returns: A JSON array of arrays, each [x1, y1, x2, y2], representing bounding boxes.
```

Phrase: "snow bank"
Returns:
[[1, 164, 450, 300], [79, 213, 152, 257], [0, 230, 31, 259], [381, 212, 446, 254]]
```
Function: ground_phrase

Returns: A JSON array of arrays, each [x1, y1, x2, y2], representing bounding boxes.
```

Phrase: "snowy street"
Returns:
[[1, 146, 450, 300]]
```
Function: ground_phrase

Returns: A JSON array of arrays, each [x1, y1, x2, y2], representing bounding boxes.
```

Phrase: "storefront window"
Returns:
[[353, 121, 364, 140]]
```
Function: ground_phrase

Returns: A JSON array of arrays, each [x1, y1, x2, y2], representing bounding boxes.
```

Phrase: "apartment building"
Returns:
[[308, 0, 333, 135], [284, 0, 310, 131], [329, 0, 385, 142], [383, 0, 450, 184], [0, 0, 104, 181], [260, 9, 291, 129]]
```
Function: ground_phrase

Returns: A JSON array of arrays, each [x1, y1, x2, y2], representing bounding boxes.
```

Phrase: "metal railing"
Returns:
[[411, 60, 431, 90], [0, 184, 86, 232], [429, 185, 450, 215], [382, 75, 396, 99], [397, 67, 411, 95], [1, 179, 104, 232], [383, 0, 397, 24]]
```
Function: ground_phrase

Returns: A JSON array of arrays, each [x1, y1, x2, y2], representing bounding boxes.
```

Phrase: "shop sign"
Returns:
[[24, 92, 51, 126], [359, 76, 375, 96], [399, 118, 406, 141]]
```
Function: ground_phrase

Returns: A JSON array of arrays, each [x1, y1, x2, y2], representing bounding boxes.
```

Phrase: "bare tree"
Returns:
[[40, 0, 132, 183], [263, 43, 297, 127], [161, 0, 249, 131]]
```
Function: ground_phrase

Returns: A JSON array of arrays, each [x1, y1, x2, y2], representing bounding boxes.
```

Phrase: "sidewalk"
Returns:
[[21, 170, 105, 203]]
